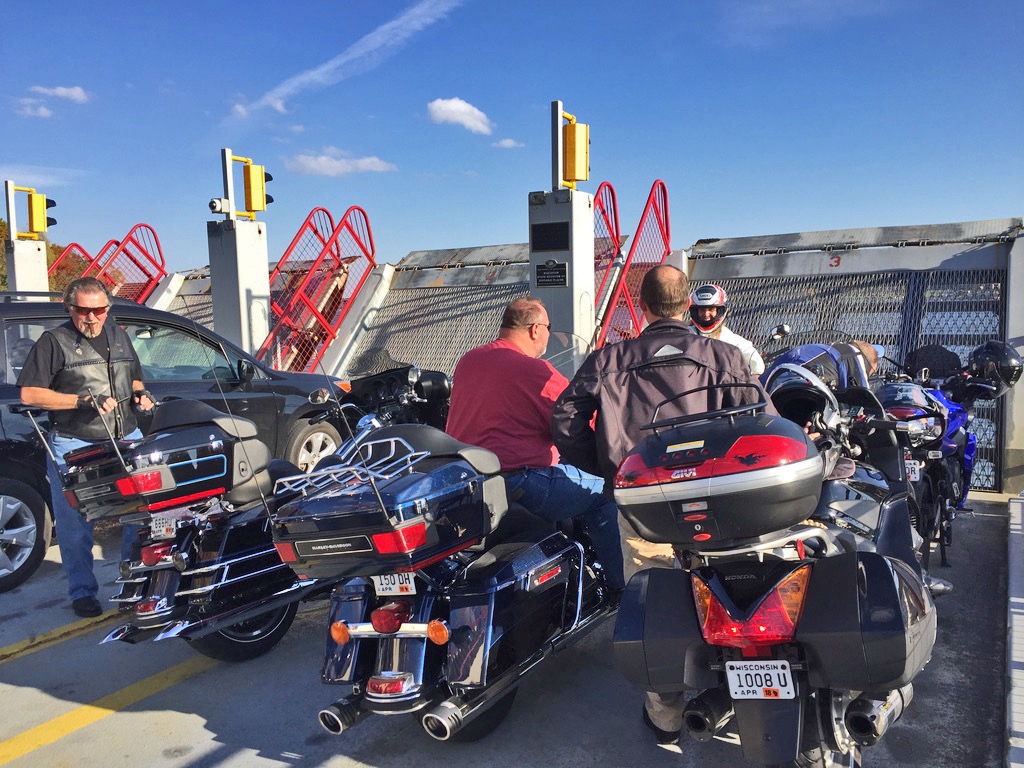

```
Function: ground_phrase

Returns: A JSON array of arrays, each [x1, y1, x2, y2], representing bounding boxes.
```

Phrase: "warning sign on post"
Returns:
[[536, 260, 568, 287]]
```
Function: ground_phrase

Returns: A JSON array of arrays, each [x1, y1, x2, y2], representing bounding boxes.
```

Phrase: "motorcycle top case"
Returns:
[[63, 400, 272, 521], [271, 459, 493, 580], [614, 412, 822, 550]]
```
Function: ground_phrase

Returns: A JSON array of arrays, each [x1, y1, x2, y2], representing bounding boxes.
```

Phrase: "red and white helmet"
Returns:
[[689, 284, 729, 334]]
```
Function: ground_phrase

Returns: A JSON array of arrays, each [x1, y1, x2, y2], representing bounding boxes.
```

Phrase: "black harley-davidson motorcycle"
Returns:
[[32, 363, 449, 662], [268, 403, 618, 740], [612, 366, 937, 766]]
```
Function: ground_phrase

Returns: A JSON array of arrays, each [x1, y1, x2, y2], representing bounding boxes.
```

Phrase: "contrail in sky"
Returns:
[[238, 0, 465, 116]]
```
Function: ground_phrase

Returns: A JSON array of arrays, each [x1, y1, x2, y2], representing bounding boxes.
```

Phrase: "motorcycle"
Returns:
[[268, 334, 618, 742], [612, 365, 937, 766], [30, 363, 449, 662], [876, 341, 1021, 569]]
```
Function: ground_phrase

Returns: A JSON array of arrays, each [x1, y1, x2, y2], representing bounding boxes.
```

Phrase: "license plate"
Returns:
[[371, 573, 416, 596], [905, 459, 921, 482], [150, 512, 181, 540], [726, 660, 795, 700]]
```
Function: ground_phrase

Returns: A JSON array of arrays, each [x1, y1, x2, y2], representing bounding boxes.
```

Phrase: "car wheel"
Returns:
[[286, 419, 342, 473], [0, 478, 52, 593]]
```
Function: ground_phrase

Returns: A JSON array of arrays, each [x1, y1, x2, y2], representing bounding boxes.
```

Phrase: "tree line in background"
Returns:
[[0, 218, 66, 290]]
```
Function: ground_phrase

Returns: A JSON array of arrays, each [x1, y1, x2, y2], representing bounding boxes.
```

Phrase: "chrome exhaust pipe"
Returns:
[[318, 695, 370, 735], [682, 687, 734, 743], [421, 648, 549, 741], [844, 684, 914, 746]]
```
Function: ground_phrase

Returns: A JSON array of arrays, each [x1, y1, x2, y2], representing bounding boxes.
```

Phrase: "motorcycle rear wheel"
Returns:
[[189, 602, 298, 662]]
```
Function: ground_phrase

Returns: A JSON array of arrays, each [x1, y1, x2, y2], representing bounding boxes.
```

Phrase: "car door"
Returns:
[[117, 316, 281, 451]]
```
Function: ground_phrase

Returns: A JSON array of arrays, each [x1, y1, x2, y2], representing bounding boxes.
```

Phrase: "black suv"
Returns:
[[0, 296, 346, 592]]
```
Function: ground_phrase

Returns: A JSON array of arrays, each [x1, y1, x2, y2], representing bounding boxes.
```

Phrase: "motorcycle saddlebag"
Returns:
[[446, 530, 584, 687], [613, 567, 720, 693], [614, 413, 822, 550], [65, 416, 270, 521], [271, 459, 493, 580], [796, 550, 936, 690]]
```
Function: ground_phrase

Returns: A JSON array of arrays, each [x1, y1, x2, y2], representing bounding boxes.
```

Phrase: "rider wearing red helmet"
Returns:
[[688, 283, 765, 375]]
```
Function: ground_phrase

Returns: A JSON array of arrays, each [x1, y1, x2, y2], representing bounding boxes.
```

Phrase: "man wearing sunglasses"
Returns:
[[17, 277, 154, 617]]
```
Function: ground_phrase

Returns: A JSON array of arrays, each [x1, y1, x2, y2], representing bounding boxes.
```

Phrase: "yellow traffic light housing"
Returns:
[[27, 192, 57, 234], [563, 121, 589, 184], [243, 164, 274, 212]]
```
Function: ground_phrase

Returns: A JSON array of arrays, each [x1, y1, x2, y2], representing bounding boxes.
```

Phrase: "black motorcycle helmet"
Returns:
[[966, 340, 1022, 399]]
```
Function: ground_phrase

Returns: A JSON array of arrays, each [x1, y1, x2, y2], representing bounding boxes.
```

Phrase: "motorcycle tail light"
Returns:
[[146, 488, 224, 512], [692, 565, 811, 649], [330, 621, 351, 645], [615, 435, 812, 489], [367, 672, 413, 695], [64, 490, 79, 509], [140, 542, 173, 567], [274, 542, 298, 563], [115, 471, 165, 496], [372, 521, 427, 554], [370, 600, 413, 634]]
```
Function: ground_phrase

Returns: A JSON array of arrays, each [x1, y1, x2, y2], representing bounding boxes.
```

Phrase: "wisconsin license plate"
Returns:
[[371, 573, 416, 596], [905, 459, 921, 482], [726, 660, 795, 699]]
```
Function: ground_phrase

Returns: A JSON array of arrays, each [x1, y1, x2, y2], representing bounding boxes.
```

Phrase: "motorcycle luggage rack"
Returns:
[[273, 435, 429, 498]]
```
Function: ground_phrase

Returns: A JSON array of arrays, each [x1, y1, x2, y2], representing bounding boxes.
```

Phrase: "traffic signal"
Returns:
[[562, 121, 589, 183], [28, 192, 57, 234], [243, 164, 274, 212]]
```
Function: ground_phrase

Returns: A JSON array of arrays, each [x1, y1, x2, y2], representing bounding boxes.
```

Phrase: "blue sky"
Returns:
[[2, 0, 1021, 274]]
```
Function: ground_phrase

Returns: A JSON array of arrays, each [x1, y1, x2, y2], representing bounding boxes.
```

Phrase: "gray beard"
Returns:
[[80, 325, 102, 339]]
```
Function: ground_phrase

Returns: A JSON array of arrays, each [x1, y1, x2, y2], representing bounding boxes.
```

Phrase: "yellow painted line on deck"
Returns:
[[0, 654, 217, 765], [0, 610, 121, 667]]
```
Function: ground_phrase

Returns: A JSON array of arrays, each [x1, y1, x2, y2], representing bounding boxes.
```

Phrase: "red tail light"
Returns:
[[367, 672, 413, 695], [692, 565, 811, 649], [370, 600, 412, 633], [146, 488, 224, 512], [274, 542, 298, 563], [141, 542, 173, 567], [886, 406, 925, 420], [372, 521, 427, 554], [64, 490, 79, 509], [615, 435, 812, 489], [115, 471, 166, 496]]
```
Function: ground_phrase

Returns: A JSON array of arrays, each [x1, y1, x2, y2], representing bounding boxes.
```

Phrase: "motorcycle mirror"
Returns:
[[308, 387, 331, 405], [770, 323, 792, 341]]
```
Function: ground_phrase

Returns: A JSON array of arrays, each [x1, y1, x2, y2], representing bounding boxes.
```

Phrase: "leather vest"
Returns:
[[48, 322, 138, 439]]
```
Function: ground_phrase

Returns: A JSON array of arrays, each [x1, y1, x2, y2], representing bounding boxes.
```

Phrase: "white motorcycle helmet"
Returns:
[[689, 284, 729, 335]]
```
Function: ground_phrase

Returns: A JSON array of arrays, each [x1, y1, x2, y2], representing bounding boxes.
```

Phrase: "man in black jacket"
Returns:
[[18, 278, 154, 617], [552, 264, 773, 750]]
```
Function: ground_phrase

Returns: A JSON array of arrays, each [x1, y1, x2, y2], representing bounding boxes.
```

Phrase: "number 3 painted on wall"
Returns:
[[829, 254, 842, 268]]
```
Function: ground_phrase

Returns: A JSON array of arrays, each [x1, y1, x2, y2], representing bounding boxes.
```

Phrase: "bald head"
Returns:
[[639, 265, 690, 320]]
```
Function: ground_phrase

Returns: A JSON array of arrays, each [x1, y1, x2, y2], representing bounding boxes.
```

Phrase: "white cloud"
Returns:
[[492, 138, 524, 149], [427, 97, 494, 135], [16, 99, 53, 119], [238, 0, 464, 117], [285, 147, 397, 177], [719, 0, 889, 46], [0, 164, 84, 187], [30, 85, 89, 103]]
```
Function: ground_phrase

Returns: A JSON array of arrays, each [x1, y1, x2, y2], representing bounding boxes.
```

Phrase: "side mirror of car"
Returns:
[[238, 359, 256, 383]]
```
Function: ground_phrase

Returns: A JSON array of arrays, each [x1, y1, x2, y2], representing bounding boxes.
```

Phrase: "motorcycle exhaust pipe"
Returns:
[[844, 684, 914, 746], [682, 687, 734, 743], [421, 699, 468, 741], [318, 695, 370, 736]]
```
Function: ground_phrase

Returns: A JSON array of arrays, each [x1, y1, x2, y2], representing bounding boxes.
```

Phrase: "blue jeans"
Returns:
[[48, 430, 143, 601], [504, 464, 625, 589]]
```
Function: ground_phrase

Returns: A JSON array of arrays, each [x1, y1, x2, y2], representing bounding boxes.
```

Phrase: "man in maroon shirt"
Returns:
[[446, 297, 624, 591]]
